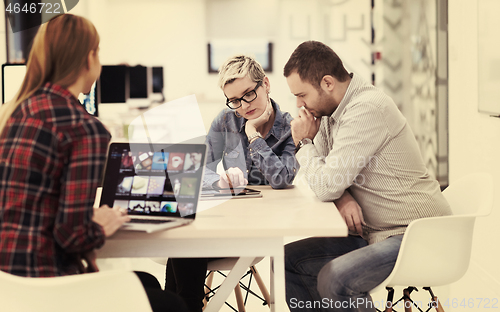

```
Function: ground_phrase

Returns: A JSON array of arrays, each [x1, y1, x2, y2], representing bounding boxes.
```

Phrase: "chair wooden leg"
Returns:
[[403, 287, 413, 312], [234, 283, 246, 312], [203, 271, 215, 310], [434, 299, 445, 312], [250, 266, 271, 307], [384, 287, 394, 312], [423, 287, 445, 312]]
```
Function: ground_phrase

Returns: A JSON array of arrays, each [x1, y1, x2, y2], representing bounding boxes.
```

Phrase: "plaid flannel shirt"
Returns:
[[0, 83, 110, 277]]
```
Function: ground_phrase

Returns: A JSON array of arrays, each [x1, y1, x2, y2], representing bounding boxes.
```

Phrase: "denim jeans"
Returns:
[[285, 235, 403, 312]]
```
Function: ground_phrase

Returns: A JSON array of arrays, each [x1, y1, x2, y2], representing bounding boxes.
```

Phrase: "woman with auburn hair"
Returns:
[[0, 14, 186, 312]]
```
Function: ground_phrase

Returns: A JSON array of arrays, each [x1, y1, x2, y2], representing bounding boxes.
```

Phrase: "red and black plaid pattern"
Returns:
[[0, 83, 110, 277]]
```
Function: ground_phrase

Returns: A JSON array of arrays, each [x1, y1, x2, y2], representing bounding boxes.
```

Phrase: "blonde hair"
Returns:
[[217, 55, 266, 89], [0, 14, 99, 136]]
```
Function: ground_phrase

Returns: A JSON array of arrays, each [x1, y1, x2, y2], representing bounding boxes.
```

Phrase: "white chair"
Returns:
[[0, 270, 152, 312], [370, 172, 494, 312], [204, 257, 271, 312]]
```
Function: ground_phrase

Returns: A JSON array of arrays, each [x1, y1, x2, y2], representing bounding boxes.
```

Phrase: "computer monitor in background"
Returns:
[[2, 64, 27, 104], [2, 63, 98, 116], [129, 65, 149, 99], [128, 65, 151, 108], [78, 81, 98, 116], [98, 65, 129, 103], [152, 67, 164, 93], [151, 66, 165, 103]]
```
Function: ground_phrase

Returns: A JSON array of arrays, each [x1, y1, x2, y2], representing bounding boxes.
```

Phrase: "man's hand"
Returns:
[[93, 205, 130, 237], [290, 107, 321, 146], [334, 191, 366, 236], [245, 100, 273, 136], [218, 167, 248, 190]]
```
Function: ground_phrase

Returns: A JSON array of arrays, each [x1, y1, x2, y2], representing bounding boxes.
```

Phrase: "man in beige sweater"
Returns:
[[284, 41, 451, 312]]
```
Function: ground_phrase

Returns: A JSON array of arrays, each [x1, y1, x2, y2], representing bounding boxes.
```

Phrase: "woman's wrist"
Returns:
[[247, 131, 262, 144]]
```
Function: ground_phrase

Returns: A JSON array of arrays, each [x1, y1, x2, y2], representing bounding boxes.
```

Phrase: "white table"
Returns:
[[96, 184, 348, 312]]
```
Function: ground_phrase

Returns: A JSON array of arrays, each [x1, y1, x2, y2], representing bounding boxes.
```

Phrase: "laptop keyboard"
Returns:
[[128, 219, 173, 224]]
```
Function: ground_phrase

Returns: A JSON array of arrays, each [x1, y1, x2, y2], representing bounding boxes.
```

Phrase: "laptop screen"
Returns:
[[99, 142, 207, 219]]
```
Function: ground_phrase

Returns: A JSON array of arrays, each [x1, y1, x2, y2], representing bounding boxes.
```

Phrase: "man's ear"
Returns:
[[320, 75, 335, 93]]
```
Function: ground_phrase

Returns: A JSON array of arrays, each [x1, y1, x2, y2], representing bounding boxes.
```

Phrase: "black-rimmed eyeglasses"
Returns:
[[225, 81, 262, 110]]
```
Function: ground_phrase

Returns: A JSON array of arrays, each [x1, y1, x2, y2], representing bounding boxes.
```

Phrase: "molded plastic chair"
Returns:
[[0, 270, 152, 312], [204, 257, 271, 312], [370, 173, 494, 311]]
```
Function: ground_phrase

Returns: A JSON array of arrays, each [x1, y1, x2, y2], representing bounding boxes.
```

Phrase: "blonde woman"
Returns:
[[0, 14, 186, 312], [202, 55, 298, 190], [166, 55, 298, 312]]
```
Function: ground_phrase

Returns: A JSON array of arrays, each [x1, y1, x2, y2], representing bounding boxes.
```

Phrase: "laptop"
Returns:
[[99, 142, 207, 233]]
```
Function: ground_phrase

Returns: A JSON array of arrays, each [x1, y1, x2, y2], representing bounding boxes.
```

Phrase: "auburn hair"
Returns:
[[0, 14, 99, 135]]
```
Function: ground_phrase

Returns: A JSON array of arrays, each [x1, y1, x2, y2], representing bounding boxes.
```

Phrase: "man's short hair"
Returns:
[[283, 41, 350, 88], [218, 55, 266, 89]]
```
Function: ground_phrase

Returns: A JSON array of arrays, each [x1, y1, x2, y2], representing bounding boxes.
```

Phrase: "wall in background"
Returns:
[[448, 0, 500, 299], [63, 0, 374, 115], [2, 0, 446, 182], [375, 0, 448, 185]]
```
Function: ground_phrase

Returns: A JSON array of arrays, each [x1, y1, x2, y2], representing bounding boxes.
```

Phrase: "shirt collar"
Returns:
[[331, 72, 357, 123], [40, 82, 77, 101]]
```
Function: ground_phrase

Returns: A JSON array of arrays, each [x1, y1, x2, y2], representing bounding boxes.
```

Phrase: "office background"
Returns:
[[1, 0, 499, 311]]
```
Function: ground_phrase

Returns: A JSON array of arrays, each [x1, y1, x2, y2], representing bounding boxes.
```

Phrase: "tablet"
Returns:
[[200, 187, 262, 200]]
